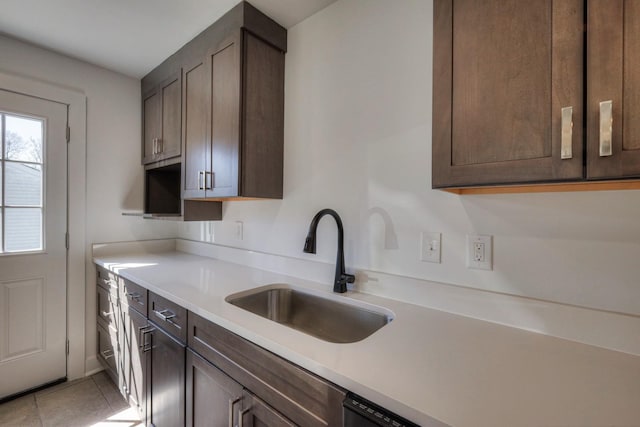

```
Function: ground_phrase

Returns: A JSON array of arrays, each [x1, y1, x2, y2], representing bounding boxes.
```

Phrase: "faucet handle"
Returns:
[[334, 273, 355, 293], [338, 273, 355, 285]]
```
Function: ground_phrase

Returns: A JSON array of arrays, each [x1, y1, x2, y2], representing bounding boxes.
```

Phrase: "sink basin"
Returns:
[[225, 285, 394, 343]]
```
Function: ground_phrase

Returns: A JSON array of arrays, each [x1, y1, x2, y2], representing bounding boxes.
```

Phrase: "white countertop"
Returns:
[[94, 250, 640, 427]]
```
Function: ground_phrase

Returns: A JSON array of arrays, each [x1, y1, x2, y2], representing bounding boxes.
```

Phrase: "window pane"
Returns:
[[0, 163, 3, 206], [5, 115, 43, 163], [5, 208, 42, 252], [5, 162, 42, 206]]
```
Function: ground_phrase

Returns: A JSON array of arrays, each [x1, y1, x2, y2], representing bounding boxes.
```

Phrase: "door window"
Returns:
[[1, 113, 45, 253]]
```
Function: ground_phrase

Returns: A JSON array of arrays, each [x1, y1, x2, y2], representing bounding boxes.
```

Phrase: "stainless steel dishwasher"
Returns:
[[343, 393, 420, 427]]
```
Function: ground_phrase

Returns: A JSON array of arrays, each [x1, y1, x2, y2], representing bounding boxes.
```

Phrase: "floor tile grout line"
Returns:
[[32, 391, 44, 426], [91, 373, 116, 412]]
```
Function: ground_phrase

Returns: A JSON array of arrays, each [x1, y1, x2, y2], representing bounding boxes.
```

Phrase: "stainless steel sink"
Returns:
[[225, 285, 394, 343]]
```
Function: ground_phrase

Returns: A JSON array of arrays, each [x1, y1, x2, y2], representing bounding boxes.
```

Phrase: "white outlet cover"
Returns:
[[467, 235, 492, 270], [420, 232, 441, 263]]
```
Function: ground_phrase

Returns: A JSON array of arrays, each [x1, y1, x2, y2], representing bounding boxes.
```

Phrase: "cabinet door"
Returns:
[[208, 35, 241, 198], [160, 74, 182, 161], [123, 306, 148, 422], [142, 73, 182, 164], [183, 58, 209, 199], [587, 0, 640, 179], [432, 0, 583, 188], [241, 391, 295, 427], [150, 324, 186, 427], [142, 90, 161, 164], [186, 349, 243, 427]]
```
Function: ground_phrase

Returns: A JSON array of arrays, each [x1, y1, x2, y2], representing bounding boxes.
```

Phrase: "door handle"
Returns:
[[560, 106, 573, 159], [153, 308, 181, 329], [198, 171, 205, 190], [205, 171, 213, 190], [138, 326, 155, 352], [599, 100, 613, 157]]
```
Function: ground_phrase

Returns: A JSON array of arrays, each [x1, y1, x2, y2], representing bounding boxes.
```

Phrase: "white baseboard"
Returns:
[[84, 355, 102, 377]]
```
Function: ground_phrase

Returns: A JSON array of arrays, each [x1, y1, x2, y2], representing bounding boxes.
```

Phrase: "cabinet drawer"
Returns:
[[121, 277, 148, 315], [96, 265, 119, 296], [149, 291, 186, 342], [97, 285, 117, 331], [188, 312, 346, 427], [97, 323, 118, 381]]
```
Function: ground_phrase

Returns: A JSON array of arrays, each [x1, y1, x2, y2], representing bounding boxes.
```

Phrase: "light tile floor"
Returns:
[[0, 372, 142, 427]]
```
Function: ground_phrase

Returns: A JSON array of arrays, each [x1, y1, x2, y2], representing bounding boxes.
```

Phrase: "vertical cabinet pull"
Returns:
[[560, 106, 573, 159], [198, 171, 205, 190], [228, 397, 241, 427], [138, 326, 155, 352], [157, 138, 163, 153], [205, 171, 213, 190], [152, 138, 157, 155], [599, 100, 613, 157]]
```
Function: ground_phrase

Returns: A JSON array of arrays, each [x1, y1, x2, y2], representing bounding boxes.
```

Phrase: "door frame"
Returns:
[[0, 70, 87, 381]]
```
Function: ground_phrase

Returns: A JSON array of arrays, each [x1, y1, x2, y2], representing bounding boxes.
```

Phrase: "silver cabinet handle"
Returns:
[[238, 408, 250, 427], [153, 308, 181, 329], [599, 100, 613, 157], [101, 349, 114, 359], [561, 106, 573, 159], [125, 291, 143, 305], [228, 397, 241, 427], [152, 138, 157, 155], [205, 171, 213, 190], [139, 326, 155, 352], [157, 138, 163, 153], [198, 171, 205, 190]]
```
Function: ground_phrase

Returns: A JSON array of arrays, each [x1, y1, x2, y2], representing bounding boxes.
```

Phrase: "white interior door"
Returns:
[[0, 89, 68, 399]]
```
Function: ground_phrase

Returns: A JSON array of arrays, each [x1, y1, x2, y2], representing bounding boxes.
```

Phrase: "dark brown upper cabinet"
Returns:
[[142, 71, 182, 165], [183, 28, 285, 201], [587, 0, 640, 179], [433, 0, 583, 189], [433, 0, 640, 193], [139, 1, 285, 219]]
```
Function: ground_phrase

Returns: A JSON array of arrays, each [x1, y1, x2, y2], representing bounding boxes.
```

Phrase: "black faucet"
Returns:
[[303, 209, 355, 293]]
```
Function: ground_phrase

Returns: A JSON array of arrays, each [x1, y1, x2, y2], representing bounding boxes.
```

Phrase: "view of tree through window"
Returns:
[[1, 113, 45, 253]]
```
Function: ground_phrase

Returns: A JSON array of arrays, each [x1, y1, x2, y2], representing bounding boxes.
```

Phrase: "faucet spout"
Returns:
[[303, 209, 355, 293]]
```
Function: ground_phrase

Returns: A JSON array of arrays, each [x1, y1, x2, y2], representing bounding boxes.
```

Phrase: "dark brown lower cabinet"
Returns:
[[186, 349, 296, 427], [149, 322, 186, 427], [123, 305, 148, 421], [186, 349, 243, 427], [96, 265, 344, 427], [188, 312, 345, 427]]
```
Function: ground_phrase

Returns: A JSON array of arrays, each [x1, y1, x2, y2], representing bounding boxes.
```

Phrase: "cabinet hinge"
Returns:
[[66, 126, 70, 143], [65, 232, 69, 250], [66, 339, 70, 355]]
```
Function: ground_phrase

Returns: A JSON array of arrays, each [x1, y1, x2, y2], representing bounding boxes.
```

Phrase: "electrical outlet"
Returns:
[[467, 235, 492, 270], [420, 232, 441, 263]]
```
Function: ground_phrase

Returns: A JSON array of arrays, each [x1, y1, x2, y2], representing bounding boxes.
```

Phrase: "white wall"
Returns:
[[0, 35, 177, 375], [179, 0, 640, 317]]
